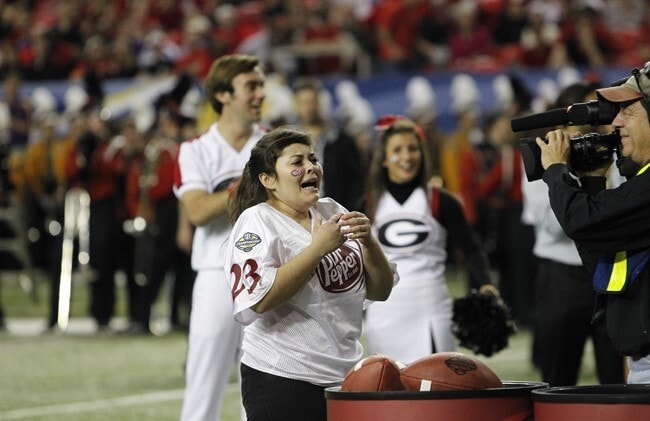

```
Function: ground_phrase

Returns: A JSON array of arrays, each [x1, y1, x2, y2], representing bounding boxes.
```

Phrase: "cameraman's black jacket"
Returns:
[[543, 163, 650, 357]]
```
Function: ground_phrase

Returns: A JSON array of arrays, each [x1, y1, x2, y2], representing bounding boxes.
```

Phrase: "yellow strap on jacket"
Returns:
[[594, 162, 650, 293]]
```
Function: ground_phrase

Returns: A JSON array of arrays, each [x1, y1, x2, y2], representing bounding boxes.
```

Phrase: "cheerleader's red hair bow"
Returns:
[[374, 114, 425, 142], [374, 114, 408, 131]]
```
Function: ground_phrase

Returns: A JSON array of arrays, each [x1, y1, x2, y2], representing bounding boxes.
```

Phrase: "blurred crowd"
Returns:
[[0, 0, 648, 82], [0, 0, 643, 335]]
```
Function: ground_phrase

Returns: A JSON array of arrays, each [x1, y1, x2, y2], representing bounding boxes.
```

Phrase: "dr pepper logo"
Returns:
[[315, 243, 364, 293]]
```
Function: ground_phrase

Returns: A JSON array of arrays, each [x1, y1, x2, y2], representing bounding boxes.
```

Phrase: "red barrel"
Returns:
[[532, 384, 650, 420], [326, 381, 547, 421]]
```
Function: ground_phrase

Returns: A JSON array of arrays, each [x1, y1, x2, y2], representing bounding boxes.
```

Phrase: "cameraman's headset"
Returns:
[[611, 62, 650, 119]]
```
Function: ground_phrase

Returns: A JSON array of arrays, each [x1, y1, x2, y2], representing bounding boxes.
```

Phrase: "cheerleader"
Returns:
[[363, 115, 497, 364]]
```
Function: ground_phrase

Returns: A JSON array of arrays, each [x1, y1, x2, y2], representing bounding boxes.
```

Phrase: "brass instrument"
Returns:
[[57, 186, 91, 331]]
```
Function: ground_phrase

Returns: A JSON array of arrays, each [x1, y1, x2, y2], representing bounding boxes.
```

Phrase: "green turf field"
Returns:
[[0, 269, 600, 421]]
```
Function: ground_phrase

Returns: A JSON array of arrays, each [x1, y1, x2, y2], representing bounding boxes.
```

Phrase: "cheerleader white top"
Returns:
[[365, 186, 454, 358]]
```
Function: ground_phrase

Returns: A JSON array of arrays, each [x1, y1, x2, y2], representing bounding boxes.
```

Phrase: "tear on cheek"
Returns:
[[291, 169, 304, 177]]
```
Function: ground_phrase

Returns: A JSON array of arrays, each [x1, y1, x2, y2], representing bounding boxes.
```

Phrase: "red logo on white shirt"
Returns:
[[315, 243, 364, 293]]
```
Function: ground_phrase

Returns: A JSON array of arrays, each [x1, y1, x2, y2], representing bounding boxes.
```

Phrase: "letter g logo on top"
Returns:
[[376, 216, 433, 253]]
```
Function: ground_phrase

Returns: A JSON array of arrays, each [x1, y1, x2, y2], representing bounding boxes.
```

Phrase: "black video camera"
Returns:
[[520, 131, 620, 181], [512, 98, 622, 182], [510, 100, 619, 133]]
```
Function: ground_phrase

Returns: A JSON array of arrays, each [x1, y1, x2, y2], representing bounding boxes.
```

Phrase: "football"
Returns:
[[400, 352, 503, 392], [341, 354, 406, 392]]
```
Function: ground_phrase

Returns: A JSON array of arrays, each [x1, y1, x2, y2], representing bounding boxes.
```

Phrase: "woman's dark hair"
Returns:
[[229, 126, 312, 223], [364, 118, 431, 221]]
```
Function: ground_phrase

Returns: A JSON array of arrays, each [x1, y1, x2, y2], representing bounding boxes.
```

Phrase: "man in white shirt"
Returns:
[[173, 54, 266, 421]]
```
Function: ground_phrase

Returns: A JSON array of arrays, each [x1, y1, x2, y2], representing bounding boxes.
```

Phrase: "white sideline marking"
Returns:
[[0, 389, 184, 420]]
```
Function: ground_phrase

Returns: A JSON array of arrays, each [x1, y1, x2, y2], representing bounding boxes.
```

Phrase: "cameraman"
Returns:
[[537, 63, 650, 383], [524, 81, 624, 386]]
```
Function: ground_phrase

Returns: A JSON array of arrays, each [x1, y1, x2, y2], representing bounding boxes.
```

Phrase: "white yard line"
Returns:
[[0, 390, 184, 420]]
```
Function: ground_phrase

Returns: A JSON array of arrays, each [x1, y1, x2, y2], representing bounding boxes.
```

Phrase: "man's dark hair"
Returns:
[[204, 54, 262, 114]]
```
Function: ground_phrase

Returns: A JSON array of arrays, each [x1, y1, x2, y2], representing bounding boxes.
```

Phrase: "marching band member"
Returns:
[[124, 110, 180, 334], [64, 111, 140, 333], [23, 112, 74, 330]]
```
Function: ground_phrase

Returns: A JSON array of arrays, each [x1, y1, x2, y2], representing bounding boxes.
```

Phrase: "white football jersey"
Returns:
[[174, 122, 265, 270], [224, 198, 379, 385]]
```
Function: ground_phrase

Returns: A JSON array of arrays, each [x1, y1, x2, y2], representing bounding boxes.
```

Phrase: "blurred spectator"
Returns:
[[228, 1, 288, 75], [329, 0, 376, 63], [18, 27, 75, 80], [519, 1, 562, 67], [81, 69, 105, 111], [210, 4, 251, 56], [440, 105, 481, 196], [137, 29, 182, 75], [1, 71, 31, 151], [69, 35, 115, 81], [633, 6, 650, 63], [459, 109, 516, 232], [43, 1, 83, 75], [447, 0, 498, 70], [173, 15, 217, 80], [1, 5, 31, 76], [492, 0, 529, 46], [295, 4, 346, 75], [236, 2, 298, 76], [404, 76, 447, 184], [368, 0, 436, 71], [601, 0, 645, 32], [76, 1, 124, 46], [333, 79, 375, 165], [493, 73, 535, 117], [412, 2, 452, 70], [290, 76, 366, 210], [526, 0, 569, 25], [154, 72, 202, 126], [108, 31, 139, 79], [550, 3, 618, 68], [459, 108, 536, 326], [147, 0, 185, 32], [439, 73, 482, 196], [606, 1, 650, 67], [0, 38, 19, 80], [48, 1, 84, 50]]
